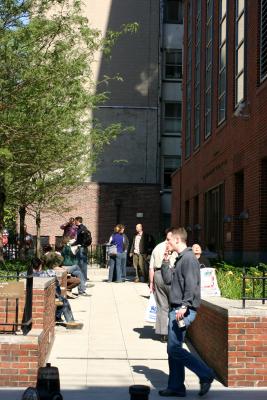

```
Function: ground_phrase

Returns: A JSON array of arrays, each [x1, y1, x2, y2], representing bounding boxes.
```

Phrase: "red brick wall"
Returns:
[[188, 299, 267, 387], [0, 278, 56, 387], [173, 1, 267, 261], [25, 182, 160, 246]]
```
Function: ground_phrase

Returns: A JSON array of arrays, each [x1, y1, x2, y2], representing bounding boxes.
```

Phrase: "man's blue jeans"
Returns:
[[56, 297, 74, 322], [65, 264, 86, 293], [167, 308, 214, 392], [77, 246, 88, 280]]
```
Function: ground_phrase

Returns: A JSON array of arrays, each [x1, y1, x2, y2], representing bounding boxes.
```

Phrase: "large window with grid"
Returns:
[[205, 0, 213, 138], [260, 0, 267, 82], [185, 1, 193, 159], [194, 0, 202, 149], [164, 0, 183, 24], [164, 50, 183, 80], [164, 102, 182, 134], [218, 0, 228, 124], [235, 0, 246, 105]]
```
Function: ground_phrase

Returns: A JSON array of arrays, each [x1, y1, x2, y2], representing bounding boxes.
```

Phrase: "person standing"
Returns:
[[149, 238, 177, 342], [130, 224, 154, 282], [192, 243, 211, 268], [107, 224, 124, 283], [120, 225, 129, 282], [60, 217, 77, 239], [159, 227, 215, 397], [71, 217, 92, 281]]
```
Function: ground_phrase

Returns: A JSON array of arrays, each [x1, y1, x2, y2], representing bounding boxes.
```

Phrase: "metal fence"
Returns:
[[88, 244, 108, 268], [242, 268, 266, 308], [0, 264, 33, 335]]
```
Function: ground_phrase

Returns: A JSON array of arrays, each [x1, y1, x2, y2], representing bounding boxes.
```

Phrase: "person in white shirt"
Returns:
[[149, 235, 177, 342]]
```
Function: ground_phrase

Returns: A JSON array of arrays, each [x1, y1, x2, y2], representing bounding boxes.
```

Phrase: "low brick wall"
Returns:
[[188, 297, 267, 387], [0, 277, 56, 387]]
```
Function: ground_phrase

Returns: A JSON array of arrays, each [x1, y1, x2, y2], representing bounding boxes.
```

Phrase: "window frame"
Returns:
[[234, 0, 246, 107], [217, 0, 228, 125], [205, 0, 214, 139]]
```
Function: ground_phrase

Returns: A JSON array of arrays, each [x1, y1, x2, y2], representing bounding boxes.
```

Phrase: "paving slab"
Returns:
[[0, 268, 266, 400]]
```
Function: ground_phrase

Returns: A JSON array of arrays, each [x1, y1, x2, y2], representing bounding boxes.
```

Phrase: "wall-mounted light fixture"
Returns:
[[193, 224, 202, 231], [239, 210, 249, 220], [223, 215, 232, 223], [186, 225, 192, 232]]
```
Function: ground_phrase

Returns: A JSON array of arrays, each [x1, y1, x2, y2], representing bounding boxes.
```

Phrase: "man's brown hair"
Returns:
[[169, 227, 187, 243]]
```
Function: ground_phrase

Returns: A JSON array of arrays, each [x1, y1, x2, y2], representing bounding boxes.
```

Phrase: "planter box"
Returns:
[[188, 297, 267, 387]]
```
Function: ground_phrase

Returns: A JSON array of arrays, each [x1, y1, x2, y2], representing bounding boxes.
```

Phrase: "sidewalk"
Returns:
[[1, 269, 267, 399]]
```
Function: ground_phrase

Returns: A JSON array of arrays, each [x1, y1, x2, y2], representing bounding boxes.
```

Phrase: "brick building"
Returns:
[[172, 0, 267, 262]]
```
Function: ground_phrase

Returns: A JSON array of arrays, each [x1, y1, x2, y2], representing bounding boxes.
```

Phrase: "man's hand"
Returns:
[[175, 308, 187, 321], [149, 282, 155, 293], [129, 252, 133, 258]]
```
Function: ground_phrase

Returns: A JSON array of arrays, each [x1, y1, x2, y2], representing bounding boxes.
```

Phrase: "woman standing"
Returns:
[[107, 225, 124, 282], [120, 225, 129, 282]]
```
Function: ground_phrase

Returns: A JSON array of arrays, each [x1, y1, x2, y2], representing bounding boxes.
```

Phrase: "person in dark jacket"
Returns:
[[192, 243, 211, 268], [159, 227, 215, 398], [129, 224, 155, 283], [71, 216, 92, 281]]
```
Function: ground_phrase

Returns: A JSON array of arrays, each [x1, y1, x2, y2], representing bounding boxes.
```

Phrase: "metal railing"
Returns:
[[88, 244, 108, 268], [0, 264, 33, 335], [242, 267, 266, 308]]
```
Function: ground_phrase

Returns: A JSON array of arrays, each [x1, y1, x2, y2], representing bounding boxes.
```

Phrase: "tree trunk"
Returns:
[[0, 175, 6, 264], [35, 210, 41, 258], [19, 206, 26, 260]]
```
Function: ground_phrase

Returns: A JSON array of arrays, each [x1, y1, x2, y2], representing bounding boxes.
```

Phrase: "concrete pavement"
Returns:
[[1, 268, 267, 399]]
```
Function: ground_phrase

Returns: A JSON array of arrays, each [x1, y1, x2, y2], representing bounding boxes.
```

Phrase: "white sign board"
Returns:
[[200, 268, 221, 297]]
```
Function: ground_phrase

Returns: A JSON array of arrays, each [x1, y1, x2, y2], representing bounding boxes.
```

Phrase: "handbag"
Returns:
[[145, 293, 157, 323], [106, 244, 117, 256]]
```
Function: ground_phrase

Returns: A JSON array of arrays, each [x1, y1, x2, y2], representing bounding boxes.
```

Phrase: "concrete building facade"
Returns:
[[26, 0, 184, 245], [172, 0, 267, 262]]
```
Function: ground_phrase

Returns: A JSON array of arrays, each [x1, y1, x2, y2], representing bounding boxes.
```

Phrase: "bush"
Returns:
[[214, 261, 267, 299]]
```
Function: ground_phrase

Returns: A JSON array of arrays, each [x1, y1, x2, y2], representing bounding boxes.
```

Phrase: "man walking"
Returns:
[[149, 237, 177, 342], [159, 227, 215, 397], [130, 223, 154, 282], [71, 216, 92, 281]]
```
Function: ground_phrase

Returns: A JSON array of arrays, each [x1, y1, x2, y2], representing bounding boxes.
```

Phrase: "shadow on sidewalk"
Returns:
[[132, 364, 168, 387], [133, 325, 159, 340], [1, 386, 267, 400]]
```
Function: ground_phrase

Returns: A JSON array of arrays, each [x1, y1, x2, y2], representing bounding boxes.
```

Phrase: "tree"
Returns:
[[0, 0, 137, 260]]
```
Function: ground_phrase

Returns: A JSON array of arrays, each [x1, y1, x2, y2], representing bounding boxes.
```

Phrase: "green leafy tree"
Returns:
[[0, 0, 137, 260]]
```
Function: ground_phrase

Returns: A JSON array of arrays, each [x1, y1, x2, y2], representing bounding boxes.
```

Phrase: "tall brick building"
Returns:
[[172, 0, 267, 262]]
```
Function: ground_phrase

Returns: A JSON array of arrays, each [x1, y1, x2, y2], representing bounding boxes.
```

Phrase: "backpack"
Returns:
[[81, 228, 92, 247]]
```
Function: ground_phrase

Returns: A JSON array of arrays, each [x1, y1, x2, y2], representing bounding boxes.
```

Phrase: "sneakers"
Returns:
[[85, 283, 95, 288], [198, 378, 214, 396], [134, 278, 140, 283], [79, 292, 91, 297], [65, 321, 83, 330], [67, 291, 78, 299]]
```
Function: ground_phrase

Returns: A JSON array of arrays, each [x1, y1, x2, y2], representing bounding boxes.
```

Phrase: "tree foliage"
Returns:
[[0, 0, 137, 258]]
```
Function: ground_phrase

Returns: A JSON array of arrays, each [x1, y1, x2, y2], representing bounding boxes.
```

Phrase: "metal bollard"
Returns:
[[22, 363, 63, 400], [129, 385, 150, 400]]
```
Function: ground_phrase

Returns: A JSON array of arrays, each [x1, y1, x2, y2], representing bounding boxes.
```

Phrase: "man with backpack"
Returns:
[[71, 216, 92, 280]]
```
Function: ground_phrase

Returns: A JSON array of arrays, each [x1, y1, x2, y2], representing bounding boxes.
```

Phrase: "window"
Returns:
[[204, 184, 224, 255], [164, 0, 183, 24], [194, 0, 202, 149], [165, 50, 182, 79], [163, 156, 181, 188], [205, 0, 214, 138], [260, 159, 267, 248], [218, 0, 228, 124], [235, 0, 246, 105], [185, 1, 193, 158], [260, 0, 267, 81], [164, 102, 182, 134]]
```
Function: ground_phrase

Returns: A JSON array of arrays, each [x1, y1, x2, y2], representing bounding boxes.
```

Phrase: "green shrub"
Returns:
[[214, 261, 267, 299]]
